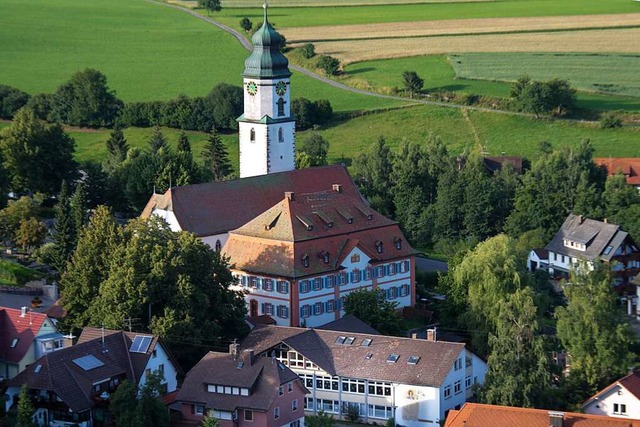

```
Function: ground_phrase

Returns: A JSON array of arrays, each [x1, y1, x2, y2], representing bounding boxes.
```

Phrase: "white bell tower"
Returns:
[[238, 2, 295, 178]]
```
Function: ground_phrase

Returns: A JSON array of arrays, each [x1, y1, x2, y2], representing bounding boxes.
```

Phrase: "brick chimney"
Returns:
[[285, 191, 295, 201], [332, 184, 342, 193], [426, 327, 437, 342]]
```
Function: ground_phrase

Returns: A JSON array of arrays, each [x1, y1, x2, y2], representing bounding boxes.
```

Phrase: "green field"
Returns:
[[343, 54, 640, 111], [214, 0, 640, 29]]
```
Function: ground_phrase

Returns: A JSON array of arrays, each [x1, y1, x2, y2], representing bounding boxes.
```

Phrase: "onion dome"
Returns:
[[243, 3, 291, 78]]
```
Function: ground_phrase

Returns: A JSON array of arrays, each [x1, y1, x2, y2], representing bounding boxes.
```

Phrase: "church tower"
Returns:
[[238, 3, 295, 178]]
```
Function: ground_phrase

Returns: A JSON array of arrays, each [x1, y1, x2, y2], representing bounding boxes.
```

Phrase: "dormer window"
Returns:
[[323, 252, 330, 264], [375, 241, 383, 254], [10, 338, 18, 348], [302, 254, 310, 268], [394, 237, 402, 250]]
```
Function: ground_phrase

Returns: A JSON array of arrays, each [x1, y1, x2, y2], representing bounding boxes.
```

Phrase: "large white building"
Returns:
[[240, 324, 487, 426]]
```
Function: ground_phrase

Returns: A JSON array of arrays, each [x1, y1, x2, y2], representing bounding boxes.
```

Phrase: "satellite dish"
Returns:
[[100, 391, 109, 399]]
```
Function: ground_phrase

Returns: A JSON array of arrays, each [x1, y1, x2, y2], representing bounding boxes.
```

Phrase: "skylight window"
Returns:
[[604, 245, 613, 255], [386, 354, 399, 363], [34, 364, 42, 373], [344, 337, 355, 345], [10, 338, 18, 348], [407, 356, 420, 365], [130, 336, 153, 353], [237, 361, 244, 369], [365, 353, 373, 360], [73, 355, 105, 371], [335, 336, 346, 345], [361, 338, 372, 347]]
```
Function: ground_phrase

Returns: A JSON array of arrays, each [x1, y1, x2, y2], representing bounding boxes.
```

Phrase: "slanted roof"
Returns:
[[545, 214, 625, 262], [43, 299, 68, 319], [141, 165, 362, 238], [176, 350, 302, 412], [595, 158, 640, 185], [10, 328, 171, 412], [318, 314, 380, 335], [222, 189, 416, 278], [583, 370, 640, 409], [445, 403, 640, 427], [0, 307, 50, 364], [483, 156, 523, 174], [239, 325, 466, 387]]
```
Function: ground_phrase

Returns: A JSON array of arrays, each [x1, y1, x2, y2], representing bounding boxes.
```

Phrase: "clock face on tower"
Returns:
[[246, 81, 258, 96], [275, 81, 287, 96]]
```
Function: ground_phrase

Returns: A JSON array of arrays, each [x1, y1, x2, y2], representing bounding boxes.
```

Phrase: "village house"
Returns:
[[238, 324, 487, 426], [175, 344, 308, 427], [4, 327, 180, 427], [141, 3, 416, 328], [0, 306, 65, 380], [583, 370, 640, 419], [595, 158, 640, 192]]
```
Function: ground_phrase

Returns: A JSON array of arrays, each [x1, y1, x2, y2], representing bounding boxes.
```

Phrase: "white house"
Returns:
[[239, 324, 487, 426], [5, 328, 180, 427], [583, 371, 640, 419]]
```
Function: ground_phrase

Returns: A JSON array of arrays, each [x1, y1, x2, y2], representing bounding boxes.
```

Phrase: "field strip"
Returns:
[[222, 0, 495, 6], [283, 13, 640, 42], [311, 28, 640, 64]]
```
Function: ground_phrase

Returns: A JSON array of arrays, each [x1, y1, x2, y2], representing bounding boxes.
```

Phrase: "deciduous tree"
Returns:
[[15, 218, 46, 254], [343, 288, 402, 336], [239, 17, 253, 32]]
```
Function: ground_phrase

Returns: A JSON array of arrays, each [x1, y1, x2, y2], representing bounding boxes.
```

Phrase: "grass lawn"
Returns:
[[342, 54, 640, 112], [0, 258, 43, 286], [213, 0, 640, 29]]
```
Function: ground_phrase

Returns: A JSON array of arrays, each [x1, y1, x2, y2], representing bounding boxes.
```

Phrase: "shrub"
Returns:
[[600, 112, 623, 129], [0, 85, 30, 119], [317, 55, 340, 76], [343, 403, 360, 422], [402, 71, 424, 95], [300, 43, 316, 59], [239, 17, 252, 32], [461, 93, 480, 105]]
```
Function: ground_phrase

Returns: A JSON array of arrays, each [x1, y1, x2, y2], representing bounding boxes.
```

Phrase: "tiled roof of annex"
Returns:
[[0, 306, 50, 365], [239, 324, 466, 388]]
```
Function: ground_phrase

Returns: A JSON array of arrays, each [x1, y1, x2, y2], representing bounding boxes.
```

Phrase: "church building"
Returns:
[[141, 4, 417, 328]]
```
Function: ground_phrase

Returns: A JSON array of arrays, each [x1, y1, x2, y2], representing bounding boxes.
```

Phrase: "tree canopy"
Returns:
[[343, 288, 402, 335]]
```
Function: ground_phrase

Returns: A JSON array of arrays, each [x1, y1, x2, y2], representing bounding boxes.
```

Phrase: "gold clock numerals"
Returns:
[[247, 81, 258, 96]]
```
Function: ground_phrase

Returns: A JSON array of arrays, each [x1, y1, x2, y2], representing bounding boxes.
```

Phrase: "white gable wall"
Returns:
[[583, 384, 640, 419], [138, 342, 179, 394], [151, 209, 182, 232]]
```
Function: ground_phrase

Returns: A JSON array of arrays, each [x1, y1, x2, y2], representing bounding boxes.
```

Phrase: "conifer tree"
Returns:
[[106, 125, 129, 162], [202, 128, 232, 181], [52, 181, 74, 272], [149, 125, 168, 154], [177, 131, 191, 153], [17, 383, 35, 427], [70, 182, 88, 245]]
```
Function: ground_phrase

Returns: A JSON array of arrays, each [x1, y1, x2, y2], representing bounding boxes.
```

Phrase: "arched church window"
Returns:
[[215, 240, 221, 252], [250, 128, 255, 142], [277, 97, 286, 117], [278, 127, 284, 143]]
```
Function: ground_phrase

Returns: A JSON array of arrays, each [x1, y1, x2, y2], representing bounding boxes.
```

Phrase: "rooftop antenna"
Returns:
[[101, 324, 108, 353]]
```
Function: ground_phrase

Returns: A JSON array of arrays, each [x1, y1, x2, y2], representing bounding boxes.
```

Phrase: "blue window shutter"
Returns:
[[261, 303, 265, 313], [372, 268, 378, 279]]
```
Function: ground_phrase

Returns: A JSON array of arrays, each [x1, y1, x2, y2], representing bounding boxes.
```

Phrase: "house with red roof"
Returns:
[[595, 158, 640, 192], [0, 306, 64, 380], [445, 402, 640, 427], [141, 5, 417, 330], [5, 327, 180, 427], [583, 370, 640, 419], [175, 344, 308, 427]]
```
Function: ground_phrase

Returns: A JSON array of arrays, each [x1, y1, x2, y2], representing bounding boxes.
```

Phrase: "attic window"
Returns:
[[604, 245, 613, 255], [375, 241, 384, 254], [34, 364, 42, 373], [237, 361, 244, 369], [394, 237, 402, 250], [344, 337, 355, 345], [365, 353, 373, 360], [361, 338, 372, 347], [387, 354, 400, 363], [407, 356, 420, 365], [10, 338, 18, 348], [323, 252, 330, 264], [335, 336, 346, 345], [302, 254, 310, 268]]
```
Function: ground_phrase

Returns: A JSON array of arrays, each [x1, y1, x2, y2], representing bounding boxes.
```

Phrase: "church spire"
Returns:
[[243, 0, 290, 79]]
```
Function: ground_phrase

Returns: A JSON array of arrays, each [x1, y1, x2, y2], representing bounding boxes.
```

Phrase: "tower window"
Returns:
[[277, 97, 286, 117], [278, 127, 284, 143], [250, 128, 255, 142]]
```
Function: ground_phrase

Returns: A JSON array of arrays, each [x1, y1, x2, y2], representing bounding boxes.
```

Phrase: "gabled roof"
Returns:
[[595, 158, 640, 185], [318, 314, 381, 335], [445, 403, 640, 427], [222, 189, 416, 278], [583, 371, 640, 409], [9, 328, 168, 412], [0, 306, 51, 364], [141, 165, 363, 238], [239, 324, 467, 387], [483, 156, 523, 174], [176, 350, 303, 412], [545, 214, 631, 262]]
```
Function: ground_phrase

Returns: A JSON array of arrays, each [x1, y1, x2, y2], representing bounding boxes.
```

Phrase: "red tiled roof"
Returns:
[[0, 307, 49, 364], [44, 299, 68, 319], [141, 165, 363, 237], [595, 158, 640, 185], [619, 371, 640, 400], [445, 403, 640, 427]]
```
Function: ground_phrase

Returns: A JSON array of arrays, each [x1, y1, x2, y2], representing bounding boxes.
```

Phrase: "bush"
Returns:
[[0, 85, 30, 119], [239, 17, 253, 32], [402, 71, 424, 95], [300, 43, 316, 59], [343, 403, 360, 422], [291, 98, 333, 130], [600, 112, 622, 129], [317, 55, 340, 76], [461, 93, 480, 105]]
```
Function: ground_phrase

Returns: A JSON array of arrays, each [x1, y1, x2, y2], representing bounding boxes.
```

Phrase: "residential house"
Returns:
[[141, 5, 417, 329], [238, 324, 487, 426], [175, 345, 308, 427], [595, 158, 640, 192], [0, 306, 64, 380], [5, 327, 180, 427], [541, 214, 640, 285], [483, 156, 523, 174], [583, 370, 640, 419], [444, 402, 640, 427]]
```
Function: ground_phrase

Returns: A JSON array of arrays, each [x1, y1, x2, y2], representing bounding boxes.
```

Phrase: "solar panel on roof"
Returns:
[[130, 335, 153, 353], [72, 355, 105, 371]]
